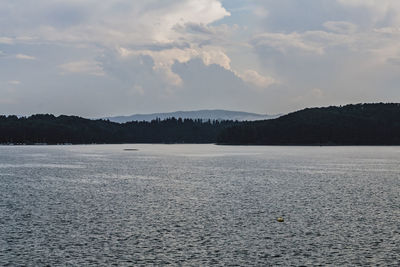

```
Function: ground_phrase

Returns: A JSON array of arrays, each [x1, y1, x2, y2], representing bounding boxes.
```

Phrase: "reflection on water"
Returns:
[[0, 145, 399, 266]]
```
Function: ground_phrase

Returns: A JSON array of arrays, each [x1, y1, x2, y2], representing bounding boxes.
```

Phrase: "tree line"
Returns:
[[0, 115, 238, 144], [1, 103, 400, 145]]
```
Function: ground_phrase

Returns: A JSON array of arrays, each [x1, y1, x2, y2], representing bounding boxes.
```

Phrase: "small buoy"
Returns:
[[277, 217, 284, 222]]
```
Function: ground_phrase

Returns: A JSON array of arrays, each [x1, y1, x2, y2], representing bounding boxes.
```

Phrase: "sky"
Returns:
[[1, 0, 400, 117]]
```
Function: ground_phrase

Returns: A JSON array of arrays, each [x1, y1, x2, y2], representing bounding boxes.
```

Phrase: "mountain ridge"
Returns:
[[104, 109, 279, 123]]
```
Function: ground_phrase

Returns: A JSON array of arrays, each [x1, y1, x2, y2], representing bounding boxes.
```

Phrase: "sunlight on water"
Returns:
[[0, 145, 399, 265]]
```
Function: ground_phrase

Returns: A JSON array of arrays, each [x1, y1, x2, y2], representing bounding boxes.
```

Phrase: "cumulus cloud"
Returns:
[[107, 44, 275, 93], [171, 58, 273, 111], [239, 70, 276, 89]]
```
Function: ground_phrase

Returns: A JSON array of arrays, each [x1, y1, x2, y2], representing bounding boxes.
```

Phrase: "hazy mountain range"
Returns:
[[104, 110, 280, 123]]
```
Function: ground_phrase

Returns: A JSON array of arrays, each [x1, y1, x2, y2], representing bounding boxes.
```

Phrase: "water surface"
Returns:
[[0, 145, 399, 266]]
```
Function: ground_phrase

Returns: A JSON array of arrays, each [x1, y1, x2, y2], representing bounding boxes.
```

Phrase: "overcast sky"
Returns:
[[1, 0, 400, 117]]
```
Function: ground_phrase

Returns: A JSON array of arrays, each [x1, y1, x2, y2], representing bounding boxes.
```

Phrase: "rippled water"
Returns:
[[0, 144, 399, 266]]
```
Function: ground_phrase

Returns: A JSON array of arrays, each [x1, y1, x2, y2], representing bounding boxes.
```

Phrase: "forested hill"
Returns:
[[217, 103, 400, 145], [0, 115, 238, 144], [2, 103, 400, 145]]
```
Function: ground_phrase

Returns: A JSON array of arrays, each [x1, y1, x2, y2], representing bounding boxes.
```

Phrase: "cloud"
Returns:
[[171, 58, 266, 110], [2, 0, 400, 116], [239, 70, 276, 89], [336, 0, 400, 26], [0, 0, 237, 104], [0, 0, 230, 46], [99, 52, 170, 97], [58, 60, 104, 76], [244, 0, 400, 110], [252, 32, 325, 55], [177, 23, 215, 35], [113, 43, 276, 92], [0, 0, 232, 77], [116, 44, 235, 87], [15, 54, 36, 60]]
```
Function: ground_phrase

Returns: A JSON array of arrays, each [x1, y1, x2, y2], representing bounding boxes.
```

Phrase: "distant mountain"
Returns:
[[104, 110, 279, 123]]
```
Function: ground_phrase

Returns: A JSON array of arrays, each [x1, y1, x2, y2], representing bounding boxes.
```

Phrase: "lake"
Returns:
[[0, 144, 399, 266]]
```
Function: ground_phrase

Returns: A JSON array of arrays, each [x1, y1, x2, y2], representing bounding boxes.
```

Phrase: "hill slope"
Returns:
[[217, 103, 400, 145]]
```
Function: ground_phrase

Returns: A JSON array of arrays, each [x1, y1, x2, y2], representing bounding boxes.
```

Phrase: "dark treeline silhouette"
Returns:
[[217, 103, 400, 145], [2, 103, 400, 145], [0, 115, 238, 144]]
